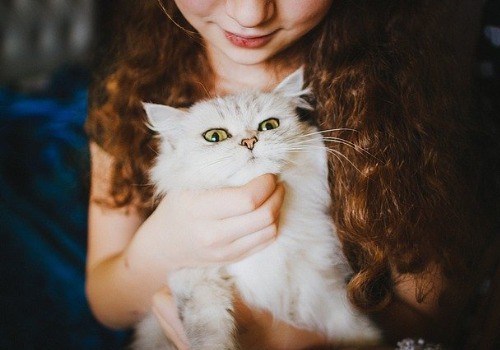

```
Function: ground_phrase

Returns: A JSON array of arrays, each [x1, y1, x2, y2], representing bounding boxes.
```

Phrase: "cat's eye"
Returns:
[[203, 129, 230, 142], [258, 118, 280, 131]]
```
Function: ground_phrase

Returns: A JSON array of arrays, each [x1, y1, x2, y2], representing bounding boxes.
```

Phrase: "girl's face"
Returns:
[[173, 0, 333, 66]]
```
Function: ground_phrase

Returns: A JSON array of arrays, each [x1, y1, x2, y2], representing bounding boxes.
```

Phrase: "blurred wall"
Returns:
[[0, 0, 94, 83]]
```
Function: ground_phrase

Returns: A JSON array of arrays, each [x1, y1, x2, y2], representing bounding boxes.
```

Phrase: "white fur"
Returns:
[[134, 69, 381, 350]]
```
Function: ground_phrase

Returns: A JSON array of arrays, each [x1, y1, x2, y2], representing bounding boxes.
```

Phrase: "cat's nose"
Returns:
[[240, 136, 258, 150]]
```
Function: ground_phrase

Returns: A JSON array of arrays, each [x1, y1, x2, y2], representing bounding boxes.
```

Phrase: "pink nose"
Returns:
[[240, 136, 258, 150]]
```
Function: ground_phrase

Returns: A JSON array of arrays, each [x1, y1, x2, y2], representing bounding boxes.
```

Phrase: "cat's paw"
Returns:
[[323, 310, 382, 347], [336, 318, 382, 346]]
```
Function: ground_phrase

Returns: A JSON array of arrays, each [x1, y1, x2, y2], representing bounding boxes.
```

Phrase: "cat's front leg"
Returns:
[[170, 268, 239, 350]]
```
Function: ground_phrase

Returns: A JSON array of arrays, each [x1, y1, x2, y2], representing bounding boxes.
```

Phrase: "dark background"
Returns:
[[0, 1, 129, 349]]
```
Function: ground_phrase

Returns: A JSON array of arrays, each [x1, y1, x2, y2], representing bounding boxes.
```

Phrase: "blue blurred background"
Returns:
[[0, 1, 129, 349], [0, 0, 498, 349]]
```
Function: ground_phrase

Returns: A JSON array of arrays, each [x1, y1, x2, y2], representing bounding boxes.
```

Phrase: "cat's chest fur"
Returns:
[[225, 140, 340, 320]]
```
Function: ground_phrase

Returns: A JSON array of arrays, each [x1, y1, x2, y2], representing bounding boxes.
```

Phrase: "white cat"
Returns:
[[134, 69, 381, 349]]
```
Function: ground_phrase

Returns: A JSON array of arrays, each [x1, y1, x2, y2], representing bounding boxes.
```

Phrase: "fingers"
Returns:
[[210, 221, 279, 263], [152, 288, 190, 350], [230, 224, 279, 260], [195, 181, 284, 259], [196, 177, 285, 264], [195, 174, 279, 219], [218, 182, 285, 242]]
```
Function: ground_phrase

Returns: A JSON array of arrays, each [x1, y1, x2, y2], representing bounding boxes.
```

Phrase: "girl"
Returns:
[[85, 1, 494, 348]]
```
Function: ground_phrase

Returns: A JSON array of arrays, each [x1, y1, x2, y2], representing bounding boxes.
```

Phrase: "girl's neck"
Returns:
[[207, 47, 302, 96]]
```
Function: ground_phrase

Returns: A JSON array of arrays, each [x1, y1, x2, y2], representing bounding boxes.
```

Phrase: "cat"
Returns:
[[134, 69, 381, 350]]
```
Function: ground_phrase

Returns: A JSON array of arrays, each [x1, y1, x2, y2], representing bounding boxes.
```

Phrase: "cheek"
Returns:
[[173, 0, 220, 17], [279, 0, 332, 28]]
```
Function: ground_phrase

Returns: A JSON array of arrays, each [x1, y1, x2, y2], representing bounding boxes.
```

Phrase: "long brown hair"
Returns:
[[86, 0, 491, 313]]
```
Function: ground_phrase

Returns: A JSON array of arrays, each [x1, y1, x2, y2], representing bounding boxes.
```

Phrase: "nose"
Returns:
[[240, 136, 258, 150], [225, 0, 275, 28]]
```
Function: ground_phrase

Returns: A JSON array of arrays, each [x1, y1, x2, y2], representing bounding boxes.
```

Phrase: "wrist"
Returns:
[[123, 217, 176, 285]]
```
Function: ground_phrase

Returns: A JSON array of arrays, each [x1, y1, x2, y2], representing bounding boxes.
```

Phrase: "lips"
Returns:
[[224, 31, 275, 48]]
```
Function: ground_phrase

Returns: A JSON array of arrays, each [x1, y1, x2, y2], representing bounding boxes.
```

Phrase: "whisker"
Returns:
[[323, 139, 381, 162], [289, 134, 379, 161], [325, 148, 364, 174], [292, 127, 377, 157], [322, 137, 374, 155], [287, 138, 358, 153], [297, 128, 359, 139], [294, 133, 358, 148], [271, 143, 365, 175]]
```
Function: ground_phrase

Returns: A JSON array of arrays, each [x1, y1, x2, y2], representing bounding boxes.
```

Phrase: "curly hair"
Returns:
[[86, 0, 492, 313]]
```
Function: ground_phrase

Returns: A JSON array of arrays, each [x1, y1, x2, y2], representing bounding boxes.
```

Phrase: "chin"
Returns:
[[221, 46, 283, 66], [224, 53, 271, 66]]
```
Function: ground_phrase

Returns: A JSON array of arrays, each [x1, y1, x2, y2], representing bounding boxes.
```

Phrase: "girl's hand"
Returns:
[[126, 174, 284, 274], [152, 287, 190, 350]]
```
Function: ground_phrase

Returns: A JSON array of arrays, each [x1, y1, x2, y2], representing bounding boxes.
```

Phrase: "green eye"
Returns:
[[258, 118, 280, 131], [203, 129, 230, 142]]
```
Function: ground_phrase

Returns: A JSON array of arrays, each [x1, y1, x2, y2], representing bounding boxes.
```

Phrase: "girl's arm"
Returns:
[[85, 142, 284, 329], [85, 142, 160, 328]]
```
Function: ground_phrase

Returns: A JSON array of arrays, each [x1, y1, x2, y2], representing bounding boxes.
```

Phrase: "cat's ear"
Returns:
[[273, 67, 308, 97], [142, 102, 185, 133]]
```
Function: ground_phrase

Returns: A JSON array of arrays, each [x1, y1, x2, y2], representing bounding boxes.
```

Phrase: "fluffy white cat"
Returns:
[[134, 69, 381, 349]]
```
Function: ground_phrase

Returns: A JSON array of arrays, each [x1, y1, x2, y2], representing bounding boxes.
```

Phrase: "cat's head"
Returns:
[[144, 68, 319, 190]]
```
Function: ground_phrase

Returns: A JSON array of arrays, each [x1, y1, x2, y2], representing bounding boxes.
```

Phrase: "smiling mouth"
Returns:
[[224, 31, 276, 48]]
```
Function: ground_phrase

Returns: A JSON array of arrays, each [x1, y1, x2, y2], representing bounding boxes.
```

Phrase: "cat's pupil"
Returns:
[[258, 118, 279, 131], [211, 133, 220, 142]]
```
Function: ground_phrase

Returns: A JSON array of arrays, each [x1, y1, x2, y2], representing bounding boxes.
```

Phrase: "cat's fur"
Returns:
[[134, 69, 381, 349]]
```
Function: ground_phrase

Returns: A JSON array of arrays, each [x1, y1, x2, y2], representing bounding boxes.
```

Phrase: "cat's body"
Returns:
[[134, 70, 380, 350]]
